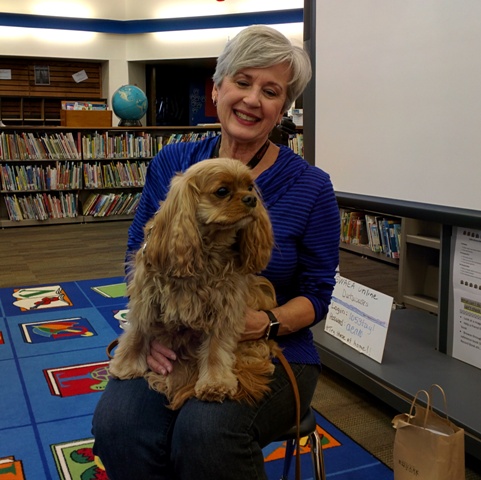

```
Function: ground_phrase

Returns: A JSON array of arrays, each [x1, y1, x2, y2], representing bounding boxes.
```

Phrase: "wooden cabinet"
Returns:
[[60, 110, 112, 128], [0, 126, 220, 227]]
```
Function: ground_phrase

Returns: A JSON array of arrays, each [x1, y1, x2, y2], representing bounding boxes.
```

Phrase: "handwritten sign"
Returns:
[[325, 274, 393, 363]]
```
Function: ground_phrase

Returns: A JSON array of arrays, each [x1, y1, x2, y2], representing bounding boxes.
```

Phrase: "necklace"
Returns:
[[211, 136, 271, 170]]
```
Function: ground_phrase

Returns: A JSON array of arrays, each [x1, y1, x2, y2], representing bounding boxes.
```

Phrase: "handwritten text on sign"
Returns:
[[325, 274, 393, 363]]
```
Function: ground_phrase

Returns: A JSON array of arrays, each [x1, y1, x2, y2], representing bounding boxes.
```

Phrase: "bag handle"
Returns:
[[407, 389, 431, 427], [429, 383, 450, 421], [407, 384, 451, 428]]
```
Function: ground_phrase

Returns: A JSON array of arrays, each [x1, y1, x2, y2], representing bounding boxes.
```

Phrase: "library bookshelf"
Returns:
[[338, 204, 441, 315], [321, 193, 481, 460], [0, 126, 222, 228]]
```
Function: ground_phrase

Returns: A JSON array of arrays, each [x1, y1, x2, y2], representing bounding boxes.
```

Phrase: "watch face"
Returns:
[[269, 321, 280, 340]]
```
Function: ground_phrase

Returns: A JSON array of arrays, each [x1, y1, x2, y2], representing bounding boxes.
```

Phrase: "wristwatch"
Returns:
[[263, 310, 280, 340]]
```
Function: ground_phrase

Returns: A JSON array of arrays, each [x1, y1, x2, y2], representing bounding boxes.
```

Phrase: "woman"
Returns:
[[92, 25, 340, 479]]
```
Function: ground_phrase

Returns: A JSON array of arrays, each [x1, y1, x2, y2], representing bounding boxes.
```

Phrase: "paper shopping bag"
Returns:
[[392, 385, 465, 480]]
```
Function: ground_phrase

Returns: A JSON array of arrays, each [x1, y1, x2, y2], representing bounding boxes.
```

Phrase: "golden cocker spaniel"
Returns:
[[109, 158, 280, 409]]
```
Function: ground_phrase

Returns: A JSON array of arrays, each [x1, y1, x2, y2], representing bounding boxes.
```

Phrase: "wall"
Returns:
[[314, 0, 481, 212], [0, 0, 302, 20], [0, 1, 303, 124]]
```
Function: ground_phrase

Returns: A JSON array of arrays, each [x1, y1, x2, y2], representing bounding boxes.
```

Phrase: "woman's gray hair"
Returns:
[[213, 25, 312, 113]]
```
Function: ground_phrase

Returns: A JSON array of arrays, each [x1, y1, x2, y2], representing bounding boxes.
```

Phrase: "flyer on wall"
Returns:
[[451, 227, 481, 369]]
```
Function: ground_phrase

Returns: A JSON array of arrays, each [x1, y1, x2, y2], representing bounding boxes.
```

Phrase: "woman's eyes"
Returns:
[[235, 80, 278, 98], [263, 89, 277, 98]]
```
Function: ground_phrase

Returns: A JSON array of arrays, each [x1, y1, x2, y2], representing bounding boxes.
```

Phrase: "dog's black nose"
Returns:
[[242, 195, 257, 208]]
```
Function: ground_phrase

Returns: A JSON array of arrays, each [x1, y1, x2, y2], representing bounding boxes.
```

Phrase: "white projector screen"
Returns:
[[314, 0, 481, 212]]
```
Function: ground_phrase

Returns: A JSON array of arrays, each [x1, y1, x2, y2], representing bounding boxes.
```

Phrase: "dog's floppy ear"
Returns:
[[237, 198, 274, 274], [143, 172, 203, 276]]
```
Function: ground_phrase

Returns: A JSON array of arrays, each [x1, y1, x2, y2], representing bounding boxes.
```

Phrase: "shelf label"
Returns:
[[325, 274, 393, 363]]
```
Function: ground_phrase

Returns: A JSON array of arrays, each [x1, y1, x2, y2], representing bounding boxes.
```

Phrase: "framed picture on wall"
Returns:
[[34, 65, 50, 85]]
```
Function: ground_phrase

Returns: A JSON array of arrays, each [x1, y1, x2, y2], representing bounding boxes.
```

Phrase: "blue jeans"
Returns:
[[92, 362, 320, 480]]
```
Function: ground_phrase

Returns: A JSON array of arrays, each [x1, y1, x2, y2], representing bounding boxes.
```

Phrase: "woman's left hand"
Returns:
[[240, 307, 270, 341]]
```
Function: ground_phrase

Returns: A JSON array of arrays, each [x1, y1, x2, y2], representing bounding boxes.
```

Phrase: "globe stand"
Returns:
[[118, 119, 142, 127]]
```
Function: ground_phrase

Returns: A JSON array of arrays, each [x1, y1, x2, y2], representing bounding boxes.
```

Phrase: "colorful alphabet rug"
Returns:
[[0, 277, 393, 479]]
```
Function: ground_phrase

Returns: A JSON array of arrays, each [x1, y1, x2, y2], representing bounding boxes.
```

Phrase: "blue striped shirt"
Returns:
[[127, 136, 340, 365]]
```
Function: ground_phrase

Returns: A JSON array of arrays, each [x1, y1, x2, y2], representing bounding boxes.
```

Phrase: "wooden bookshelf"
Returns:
[[0, 58, 103, 126], [0, 126, 221, 228]]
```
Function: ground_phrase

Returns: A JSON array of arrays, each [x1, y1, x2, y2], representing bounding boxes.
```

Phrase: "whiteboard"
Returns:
[[314, 0, 481, 211]]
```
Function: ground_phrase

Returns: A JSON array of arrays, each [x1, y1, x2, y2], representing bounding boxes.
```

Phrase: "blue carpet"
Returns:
[[0, 277, 393, 479]]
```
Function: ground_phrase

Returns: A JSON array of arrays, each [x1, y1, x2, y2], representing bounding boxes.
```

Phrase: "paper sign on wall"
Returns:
[[325, 274, 393, 363], [451, 227, 481, 369], [0, 69, 12, 80]]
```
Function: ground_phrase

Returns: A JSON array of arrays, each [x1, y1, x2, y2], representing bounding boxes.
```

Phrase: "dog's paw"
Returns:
[[145, 371, 168, 394], [194, 379, 238, 403]]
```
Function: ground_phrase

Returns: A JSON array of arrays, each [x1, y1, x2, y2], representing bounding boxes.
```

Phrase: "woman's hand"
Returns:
[[240, 297, 316, 342], [240, 307, 270, 342], [147, 340, 177, 375]]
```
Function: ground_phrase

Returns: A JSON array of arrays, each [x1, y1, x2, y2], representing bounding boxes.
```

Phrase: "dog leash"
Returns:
[[106, 338, 118, 359], [276, 350, 302, 480]]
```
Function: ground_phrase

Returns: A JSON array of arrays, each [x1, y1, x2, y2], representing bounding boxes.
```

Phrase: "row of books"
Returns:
[[61, 100, 107, 111], [163, 131, 220, 146], [0, 132, 81, 161], [81, 132, 163, 160], [82, 192, 142, 217], [83, 161, 147, 189], [340, 209, 402, 259], [1, 162, 82, 192], [288, 133, 304, 157], [80, 131, 221, 160], [4, 193, 78, 221], [0, 130, 221, 161]]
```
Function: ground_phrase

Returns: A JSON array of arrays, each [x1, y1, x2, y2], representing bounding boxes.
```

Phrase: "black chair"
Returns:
[[274, 407, 326, 480]]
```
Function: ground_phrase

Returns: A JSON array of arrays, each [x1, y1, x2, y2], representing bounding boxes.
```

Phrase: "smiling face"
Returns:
[[212, 63, 291, 149]]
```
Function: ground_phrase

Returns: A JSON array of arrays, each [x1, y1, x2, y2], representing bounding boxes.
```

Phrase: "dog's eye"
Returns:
[[215, 187, 230, 198]]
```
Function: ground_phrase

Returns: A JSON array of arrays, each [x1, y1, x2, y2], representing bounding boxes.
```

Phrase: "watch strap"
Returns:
[[262, 310, 280, 340]]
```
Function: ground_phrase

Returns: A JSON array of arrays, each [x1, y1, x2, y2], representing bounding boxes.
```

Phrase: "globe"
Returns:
[[111, 85, 148, 126]]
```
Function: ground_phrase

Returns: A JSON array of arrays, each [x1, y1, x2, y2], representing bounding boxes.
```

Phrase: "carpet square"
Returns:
[[0, 281, 91, 317], [6, 307, 118, 358], [0, 426, 47, 479], [0, 360, 30, 429], [97, 305, 129, 335], [75, 276, 128, 308], [37, 416, 97, 480], [18, 347, 109, 424]]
